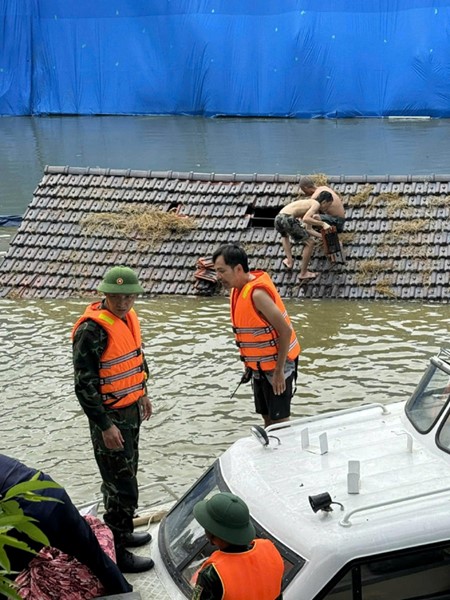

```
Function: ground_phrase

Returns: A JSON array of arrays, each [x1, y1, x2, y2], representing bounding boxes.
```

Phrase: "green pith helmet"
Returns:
[[97, 266, 144, 295], [193, 492, 256, 546]]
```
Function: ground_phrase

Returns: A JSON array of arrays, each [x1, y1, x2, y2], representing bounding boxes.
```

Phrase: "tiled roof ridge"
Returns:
[[43, 165, 450, 184]]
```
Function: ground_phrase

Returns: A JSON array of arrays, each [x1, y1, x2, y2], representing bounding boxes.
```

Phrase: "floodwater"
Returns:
[[1, 295, 448, 506], [2, 115, 450, 215], [0, 115, 449, 506]]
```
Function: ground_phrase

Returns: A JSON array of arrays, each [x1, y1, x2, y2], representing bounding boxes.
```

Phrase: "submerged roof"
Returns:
[[0, 165, 449, 300]]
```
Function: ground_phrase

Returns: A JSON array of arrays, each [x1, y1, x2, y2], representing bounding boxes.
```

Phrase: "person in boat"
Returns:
[[0, 453, 132, 595], [213, 244, 300, 428], [274, 197, 323, 278], [72, 265, 154, 573], [192, 492, 284, 600]]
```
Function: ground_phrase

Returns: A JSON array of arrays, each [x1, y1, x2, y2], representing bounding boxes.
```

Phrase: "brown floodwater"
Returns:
[[0, 295, 448, 507]]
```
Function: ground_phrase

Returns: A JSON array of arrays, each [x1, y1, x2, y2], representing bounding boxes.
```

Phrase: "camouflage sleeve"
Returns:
[[142, 350, 150, 394], [192, 565, 223, 600], [72, 320, 113, 431]]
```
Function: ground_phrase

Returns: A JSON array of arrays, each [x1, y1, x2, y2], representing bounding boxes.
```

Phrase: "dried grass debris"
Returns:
[[355, 258, 388, 284], [311, 173, 329, 186], [80, 206, 197, 248], [376, 191, 402, 203], [429, 194, 450, 207], [338, 232, 355, 245], [348, 185, 374, 206], [391, 219, 429, 237], [375, 278, 397, 299], [383, 196, 410, 217]]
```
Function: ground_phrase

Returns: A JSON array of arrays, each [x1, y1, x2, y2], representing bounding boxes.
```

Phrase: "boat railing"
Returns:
[[77, 481, 179, 511], [265, 402, 390, 434], [339, 486, 450, 527]]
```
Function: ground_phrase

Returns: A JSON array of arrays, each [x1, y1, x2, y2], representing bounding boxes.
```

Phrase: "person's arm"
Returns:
[[192, 564, 223, 600], [73, 321, 112, 430], [303, 222, 322, 239], [73, 322, 127, 448], [140, 352, 153, 421], [252, 288, 292, 395], [302, 200, 330, 230]]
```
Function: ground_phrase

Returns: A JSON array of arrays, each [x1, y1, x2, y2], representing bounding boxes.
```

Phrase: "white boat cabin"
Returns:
[[130, 349, 450, 599]]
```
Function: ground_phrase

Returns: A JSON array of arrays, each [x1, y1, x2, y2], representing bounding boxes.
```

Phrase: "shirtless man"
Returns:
[[274, 197, 322, 279], [300, 176, 346, 233], [299, 177, 346, 279]]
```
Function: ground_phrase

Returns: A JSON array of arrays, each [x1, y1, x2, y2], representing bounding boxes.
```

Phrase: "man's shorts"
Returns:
[[320, 215, 345, 233], [252, 371, 295, 420], [274, 213, 309, 242]]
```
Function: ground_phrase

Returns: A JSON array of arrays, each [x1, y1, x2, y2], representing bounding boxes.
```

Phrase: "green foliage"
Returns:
[[0, 472, 62, 599]]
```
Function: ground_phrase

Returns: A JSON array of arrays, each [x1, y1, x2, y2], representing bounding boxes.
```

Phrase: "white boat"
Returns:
[[118, 348, 450, 599]]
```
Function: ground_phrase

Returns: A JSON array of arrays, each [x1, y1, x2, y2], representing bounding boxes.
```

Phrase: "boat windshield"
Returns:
[[159, 461, 304, 597], [406, 356, 450, 434]]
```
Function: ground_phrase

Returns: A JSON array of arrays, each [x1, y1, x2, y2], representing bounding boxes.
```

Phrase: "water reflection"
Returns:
[[0, 296, 448, 507], [3, 116, 450, 215]]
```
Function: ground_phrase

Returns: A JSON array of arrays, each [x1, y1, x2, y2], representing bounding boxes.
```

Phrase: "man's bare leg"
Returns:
[[281, 236, 294, 269], [299, 238, 318, 279]]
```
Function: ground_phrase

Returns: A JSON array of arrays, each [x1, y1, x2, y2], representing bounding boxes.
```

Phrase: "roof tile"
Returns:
[[1, 167, 449, 301]]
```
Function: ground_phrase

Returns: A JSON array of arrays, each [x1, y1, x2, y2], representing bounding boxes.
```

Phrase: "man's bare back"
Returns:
[[310, 186, 345, 218], [280, 198, 316, 218]]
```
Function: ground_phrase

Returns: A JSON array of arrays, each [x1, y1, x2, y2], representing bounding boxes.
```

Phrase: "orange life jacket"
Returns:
[[72, 302, 146, 409], [230, 271, 300, 371], [200, 538, 284, 600]]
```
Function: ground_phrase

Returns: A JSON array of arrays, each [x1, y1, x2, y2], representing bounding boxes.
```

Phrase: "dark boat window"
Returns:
[[405, 361, 450, 434], [436, 408, 450, 453], [159, 461, 305, 596], [319, 541, 450, 600]]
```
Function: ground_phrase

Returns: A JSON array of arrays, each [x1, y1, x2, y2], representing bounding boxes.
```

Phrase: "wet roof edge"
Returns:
[[44, 165, 450, 184]]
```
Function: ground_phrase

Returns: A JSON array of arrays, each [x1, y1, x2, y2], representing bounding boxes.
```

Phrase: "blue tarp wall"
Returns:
[[2, 1, 450, 117]]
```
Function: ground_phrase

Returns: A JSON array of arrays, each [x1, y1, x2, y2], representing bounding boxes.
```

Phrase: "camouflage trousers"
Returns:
[[89, 402, 141, 543]]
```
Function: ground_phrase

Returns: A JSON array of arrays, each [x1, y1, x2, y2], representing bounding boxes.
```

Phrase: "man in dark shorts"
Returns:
[[213, 244, 300, 427]]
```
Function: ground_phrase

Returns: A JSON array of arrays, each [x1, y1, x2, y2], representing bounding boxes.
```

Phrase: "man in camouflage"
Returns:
[[72, 265, 154, 573]]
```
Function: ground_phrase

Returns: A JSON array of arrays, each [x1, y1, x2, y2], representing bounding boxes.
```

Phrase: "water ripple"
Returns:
[[0, 297, 448, 504]]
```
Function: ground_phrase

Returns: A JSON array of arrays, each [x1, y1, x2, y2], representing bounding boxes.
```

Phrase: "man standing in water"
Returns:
[[213, 244, 300, 427], [72, 265, 154, 573]]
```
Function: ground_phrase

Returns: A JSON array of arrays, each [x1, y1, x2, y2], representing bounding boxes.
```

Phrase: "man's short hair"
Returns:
[[212, 244, 249, 272], [300, 176, 316, 190], [317, 190, 333, 204]]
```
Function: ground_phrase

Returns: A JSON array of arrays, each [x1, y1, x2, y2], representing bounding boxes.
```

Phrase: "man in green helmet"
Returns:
[[192, 492, 284, 600], [72, 266, 154, 573]]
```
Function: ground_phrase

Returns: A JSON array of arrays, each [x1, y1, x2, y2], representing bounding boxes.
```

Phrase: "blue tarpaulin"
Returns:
[[1, 1, 450, 117]]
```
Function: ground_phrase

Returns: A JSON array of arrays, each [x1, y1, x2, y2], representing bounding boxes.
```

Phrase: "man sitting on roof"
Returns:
[[192, 492, 284, 600]]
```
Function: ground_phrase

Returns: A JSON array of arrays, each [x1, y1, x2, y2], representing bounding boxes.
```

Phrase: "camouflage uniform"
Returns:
[[72, 314, 149, 544]]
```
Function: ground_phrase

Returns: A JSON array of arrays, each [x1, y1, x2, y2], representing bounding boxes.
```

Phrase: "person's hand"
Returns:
[[140, 395, 153, 421], [272, 370, 286, 396], [102, 424, 124, 450], [323, 223, 331, 230]]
